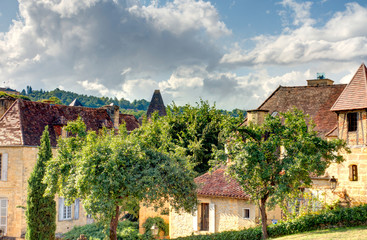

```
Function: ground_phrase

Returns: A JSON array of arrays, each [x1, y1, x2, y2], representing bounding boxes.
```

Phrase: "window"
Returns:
[[348, 113, 358, 132], [0, 198, 7, 235], [349, 165, 358, 181], [243, 208, 250, 219], [0, 153, 8, 181], [200, 203, 209, 231], [59, 198, 72, 221]]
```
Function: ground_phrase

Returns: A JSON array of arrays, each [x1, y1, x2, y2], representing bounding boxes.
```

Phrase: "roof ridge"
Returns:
[[257, 85, 282, 110]]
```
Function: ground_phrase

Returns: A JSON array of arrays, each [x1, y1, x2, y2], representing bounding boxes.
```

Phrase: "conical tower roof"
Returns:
[[147, 90, 166, 118], [69, 98, 83, 107], [331, 63, 367, 111]]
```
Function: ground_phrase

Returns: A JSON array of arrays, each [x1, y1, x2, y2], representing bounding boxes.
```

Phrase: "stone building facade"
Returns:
[[248, 63, 367, 206], [0, 98, 139, 238], [139, 168, 281, 238]]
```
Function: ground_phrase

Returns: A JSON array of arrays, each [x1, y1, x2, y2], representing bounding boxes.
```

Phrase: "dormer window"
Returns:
[[347, 113, 357, 132]]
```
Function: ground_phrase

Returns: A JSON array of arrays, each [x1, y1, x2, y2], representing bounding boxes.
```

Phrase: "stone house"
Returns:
[[247, 63, 367, 205], [0, 98, 139, 238], [168, 168, 281, 239], [141, 63, 367, 238]]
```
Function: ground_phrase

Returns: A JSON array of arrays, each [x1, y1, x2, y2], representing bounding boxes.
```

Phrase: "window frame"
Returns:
[[243, 208, 250, 219], [349, 164, 358, 181], [347, 113, 358, 132]]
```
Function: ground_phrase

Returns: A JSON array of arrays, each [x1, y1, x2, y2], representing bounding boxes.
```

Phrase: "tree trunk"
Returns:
[[109, 205, 120, 240], [259, 198, 269, 239]]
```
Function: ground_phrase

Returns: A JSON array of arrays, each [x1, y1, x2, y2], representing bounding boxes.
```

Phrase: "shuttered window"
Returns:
[[349, 165, 358, 181], [0, 154, 8, 181], [0, 198, 7, 235]]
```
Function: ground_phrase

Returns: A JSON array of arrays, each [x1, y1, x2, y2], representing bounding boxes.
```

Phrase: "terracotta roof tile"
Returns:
[[195, 168, 249, 200], [258, 84, 346, 137], [331, 64, 367, 111], [119, 114, 140, 131]]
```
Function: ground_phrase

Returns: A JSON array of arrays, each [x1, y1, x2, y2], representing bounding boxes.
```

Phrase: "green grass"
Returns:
[[271, 225, 367, 240]]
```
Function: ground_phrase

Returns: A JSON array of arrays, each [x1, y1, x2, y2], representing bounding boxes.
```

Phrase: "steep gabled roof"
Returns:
[[0, 99, 114, 147], [258, 84, 346, 137], [195, 168, 249, 200], [119, 114, 140, 131], [331, 64, 367, 111], [69, 98, 83, 107], [147, 90, 166, 118]]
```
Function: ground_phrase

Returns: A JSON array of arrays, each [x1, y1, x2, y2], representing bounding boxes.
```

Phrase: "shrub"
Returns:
[[142, 217, 169, 236], [63, 221, 141, 240], [175, 204, 367, 240]]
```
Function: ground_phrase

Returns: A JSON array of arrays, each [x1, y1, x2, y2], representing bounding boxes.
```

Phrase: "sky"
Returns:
[[0, 0, 367, 110]]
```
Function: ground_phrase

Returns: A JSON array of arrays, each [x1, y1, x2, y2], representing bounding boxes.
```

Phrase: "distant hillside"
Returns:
[[22, 86, 149, 110]]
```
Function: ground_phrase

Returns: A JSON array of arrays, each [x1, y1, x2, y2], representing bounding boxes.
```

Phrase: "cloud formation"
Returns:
[[221, 2, 367, 67], [0, 0, 227, 99], [0, 0, 366, 110]]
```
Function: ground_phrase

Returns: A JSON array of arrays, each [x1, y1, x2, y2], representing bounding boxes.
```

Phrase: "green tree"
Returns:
[[44, 118, 197, 240], [212, 109, 348, 239], [26, 126, 56, 239], [163, 100, 241, 174]]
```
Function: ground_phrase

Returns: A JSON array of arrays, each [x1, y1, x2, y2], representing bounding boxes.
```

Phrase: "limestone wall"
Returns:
[[0, 146, 90, 239], [139, 202, 169, 235], [169, 196, 281, 239], [326, 147, 367, 204]]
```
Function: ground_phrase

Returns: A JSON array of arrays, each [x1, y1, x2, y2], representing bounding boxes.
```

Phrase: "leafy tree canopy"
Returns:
[[212, 109, 349, 239], [44, 117, 197, 240], [155, 100, 243, 175]]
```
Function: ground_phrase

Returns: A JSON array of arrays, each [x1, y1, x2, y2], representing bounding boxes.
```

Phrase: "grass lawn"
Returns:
[[271, 225, 367, 240]]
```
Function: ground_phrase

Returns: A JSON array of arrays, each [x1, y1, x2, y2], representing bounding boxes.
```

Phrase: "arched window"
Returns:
[[349, 165, 358, 181]]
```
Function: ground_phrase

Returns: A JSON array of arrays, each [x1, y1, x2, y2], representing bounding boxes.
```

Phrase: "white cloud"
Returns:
[[0, 0, 226, 99], [221, 2, 367, 67]]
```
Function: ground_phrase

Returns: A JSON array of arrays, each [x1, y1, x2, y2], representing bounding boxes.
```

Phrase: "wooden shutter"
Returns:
[[209, 203, 215, 233], [74, 199, 79, 220], [1, 153, 8, 181], [58, 198, 64, 221]]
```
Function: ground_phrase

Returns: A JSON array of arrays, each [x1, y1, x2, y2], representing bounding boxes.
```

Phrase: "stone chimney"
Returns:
[[0, 97, 16, 117], [247, 109, 269, 125], [101, 104, 120, 129], [307, 73, 334, 86]]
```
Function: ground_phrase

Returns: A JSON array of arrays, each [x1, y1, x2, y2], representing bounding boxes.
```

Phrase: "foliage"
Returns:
[[212, 108, 349, 238], [158, 100, 242, 174], [142, 217, 169, 236], [0, 91, 30, 100], [120, 109, 146, 119], [39, 96, 63, 104], [25, 126, 56, 239], [175, 204, 367, 240], [44, 117, 197, 240], [23, 86, 150, 110], [279, 189, 325, 221], [63, 221, 142, 240]]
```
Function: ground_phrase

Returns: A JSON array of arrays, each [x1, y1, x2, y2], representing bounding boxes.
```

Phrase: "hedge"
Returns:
[[175, 204, 367, 240]]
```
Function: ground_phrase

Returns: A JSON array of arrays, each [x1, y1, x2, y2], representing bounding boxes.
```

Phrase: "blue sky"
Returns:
[[0, 0, 367, 110]]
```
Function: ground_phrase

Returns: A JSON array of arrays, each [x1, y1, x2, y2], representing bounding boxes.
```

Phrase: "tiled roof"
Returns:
[[258, 84, 346, 137], [331, 64, 367, 111], [0, 99, 139, 147], [147, 90, 166, 118], [119, 114, 140, 131], [195, 168, 249, 200]]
